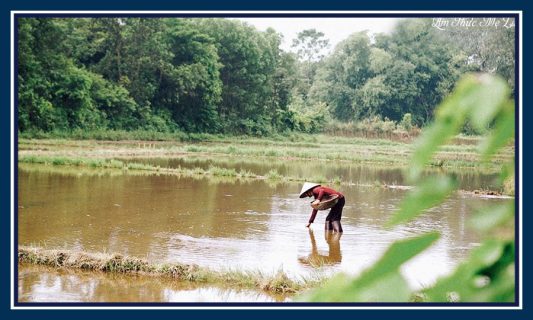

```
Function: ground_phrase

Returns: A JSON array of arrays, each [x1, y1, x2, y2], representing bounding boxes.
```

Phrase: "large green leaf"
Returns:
[[408, 122, 457, 181], [424, 240, 515, 302], [466, 74, 510, 132], [297, 273, 353, 302], [468, 202, 514, 233], [499, 161, 515, 183], [408, 74, 511, 181], [387, 176, 457, 227], [352, 271, 411, 302], [355, 231, 440, 287], [479, 100, 515, 161], [297, 273, 411, 303], [299, 232, 439, 302]]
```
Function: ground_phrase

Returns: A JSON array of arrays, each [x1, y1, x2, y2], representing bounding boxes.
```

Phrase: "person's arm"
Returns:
[[307, 208, 318, 227], [307, 187, 324, 228]]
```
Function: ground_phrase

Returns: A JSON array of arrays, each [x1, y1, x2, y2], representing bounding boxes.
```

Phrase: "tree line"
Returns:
[[18, 17, 515, 136]]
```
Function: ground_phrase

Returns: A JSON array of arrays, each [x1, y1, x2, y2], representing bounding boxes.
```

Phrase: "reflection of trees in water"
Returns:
[[298, 229, 342, 268]]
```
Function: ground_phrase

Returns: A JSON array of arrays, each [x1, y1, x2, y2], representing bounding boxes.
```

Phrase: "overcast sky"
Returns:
[[233, 18, 401, 54]]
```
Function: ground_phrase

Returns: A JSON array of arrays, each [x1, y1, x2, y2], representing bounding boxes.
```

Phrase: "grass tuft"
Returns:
[[266, 169, 283, 180], [208, 165, 238, 177], [260, 269, 298, 294]]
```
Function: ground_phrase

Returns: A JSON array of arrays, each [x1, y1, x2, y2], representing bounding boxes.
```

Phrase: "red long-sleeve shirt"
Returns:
[[308, 186, 344, 223]]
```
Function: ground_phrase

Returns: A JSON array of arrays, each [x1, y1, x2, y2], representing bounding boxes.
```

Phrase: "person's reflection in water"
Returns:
[[298, 229, 342, 268]]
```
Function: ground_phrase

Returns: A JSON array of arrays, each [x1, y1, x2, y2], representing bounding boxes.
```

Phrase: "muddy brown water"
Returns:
[[17, 165, 512, 302]]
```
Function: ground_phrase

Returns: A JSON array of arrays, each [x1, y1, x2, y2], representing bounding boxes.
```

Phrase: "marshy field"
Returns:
[[17, 134, 515, 302], [15, 14, 517, 304]]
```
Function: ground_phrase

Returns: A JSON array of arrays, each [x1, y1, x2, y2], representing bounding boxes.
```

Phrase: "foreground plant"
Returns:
[[299, 73, 516, 303]]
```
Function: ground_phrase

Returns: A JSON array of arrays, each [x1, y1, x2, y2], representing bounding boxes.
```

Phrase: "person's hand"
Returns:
[[312, 199, 320, 206], [306, 223, 311, 228]]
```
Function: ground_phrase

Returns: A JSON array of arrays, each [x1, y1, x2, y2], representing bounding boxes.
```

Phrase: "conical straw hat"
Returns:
[[299, 182, 321, 198]]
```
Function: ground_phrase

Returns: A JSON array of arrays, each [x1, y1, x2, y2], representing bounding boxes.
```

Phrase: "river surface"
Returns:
[[17, 164, 511, 302]]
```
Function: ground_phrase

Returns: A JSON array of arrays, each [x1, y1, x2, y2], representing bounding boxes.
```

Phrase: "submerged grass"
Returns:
[[19, 155, 338, 186], [20, 155, 125, 169], [265, 169, 283, 180], [18, 158, 514, 196], [18, 246, 324, 294], [18, 134, 514, 195], [208, 165, 238, 177]]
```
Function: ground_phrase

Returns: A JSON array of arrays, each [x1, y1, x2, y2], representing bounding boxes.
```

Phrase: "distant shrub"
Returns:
[[322, 115, 420, 141]]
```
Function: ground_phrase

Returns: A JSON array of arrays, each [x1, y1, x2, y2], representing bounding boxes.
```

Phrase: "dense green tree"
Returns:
[[291, 29, 330, 95], [121, 19, 170, 110], [380, 19, 467, 124], [18, 18, 143, 131], [85, 18, 127, 82], [18, 18, 63, 131], [154, 19, 222, 132], [17, 17, 514, 136], [311, 20, 469, 125], [66, 18, 172, 129], [192, 19, 285, 134], [310, 31, 372, 119], [291, 28, 330, 63]]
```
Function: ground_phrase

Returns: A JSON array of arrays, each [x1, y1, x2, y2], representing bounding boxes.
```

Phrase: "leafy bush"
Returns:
[[400, 113, 413, 131]]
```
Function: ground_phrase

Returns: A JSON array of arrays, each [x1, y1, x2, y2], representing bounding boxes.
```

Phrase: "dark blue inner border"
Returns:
[[12, 12, 522, 18], [10, 10, 522, 310]]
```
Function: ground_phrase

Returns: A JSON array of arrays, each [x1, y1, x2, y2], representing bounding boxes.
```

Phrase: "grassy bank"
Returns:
[[19, 129, 326, 144], [18, 246, 324, 295], [19, 129, 228, 142], [17, 128, 484, 145], [18, 134, 513, 171]]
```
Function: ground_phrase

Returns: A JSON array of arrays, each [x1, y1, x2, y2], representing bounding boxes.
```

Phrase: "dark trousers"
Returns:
[[325, 196, 345, 232]]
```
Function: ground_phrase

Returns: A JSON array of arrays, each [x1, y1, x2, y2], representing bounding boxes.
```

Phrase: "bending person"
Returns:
[[299, 182, 345, 233]]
